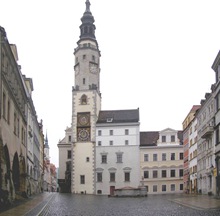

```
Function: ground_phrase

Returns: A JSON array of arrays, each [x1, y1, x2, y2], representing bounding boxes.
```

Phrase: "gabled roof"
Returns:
[[97, 108, 139, 124]]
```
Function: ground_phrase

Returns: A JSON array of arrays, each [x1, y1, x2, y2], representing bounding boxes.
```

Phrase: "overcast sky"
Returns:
[[0, 0, 219, 167]]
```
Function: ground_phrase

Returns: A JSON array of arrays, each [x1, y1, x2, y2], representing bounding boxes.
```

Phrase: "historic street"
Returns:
[[1, 193, 220, 216]]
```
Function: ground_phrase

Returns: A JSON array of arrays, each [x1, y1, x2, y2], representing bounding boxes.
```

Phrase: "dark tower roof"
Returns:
[[78, 0, 96, 43]]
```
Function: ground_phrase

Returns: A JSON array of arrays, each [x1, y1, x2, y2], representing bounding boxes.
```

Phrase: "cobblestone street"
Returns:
[[1, 192, 220, 216]]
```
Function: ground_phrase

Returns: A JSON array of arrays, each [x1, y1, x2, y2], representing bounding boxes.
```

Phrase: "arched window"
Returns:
[[81, 94, 87, 105]]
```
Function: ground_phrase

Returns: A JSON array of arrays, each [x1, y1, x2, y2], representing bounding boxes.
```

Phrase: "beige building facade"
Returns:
[[140, 128, 184, 194]]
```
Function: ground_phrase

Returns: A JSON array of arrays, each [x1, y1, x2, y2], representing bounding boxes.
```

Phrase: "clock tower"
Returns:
[[71, 0, 101, 194]]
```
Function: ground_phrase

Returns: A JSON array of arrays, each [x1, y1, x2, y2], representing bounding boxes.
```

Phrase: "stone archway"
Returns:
[[19, 155, 26, 196], [12, 153, 20, 192], [3, 145, 14, 202], [3, 146, 11, 189]]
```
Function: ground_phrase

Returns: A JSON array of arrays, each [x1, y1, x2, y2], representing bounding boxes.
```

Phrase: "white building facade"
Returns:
[[197, 92, 216, 195], [95, 109, 140, 195], [57, 127, 72, 192]]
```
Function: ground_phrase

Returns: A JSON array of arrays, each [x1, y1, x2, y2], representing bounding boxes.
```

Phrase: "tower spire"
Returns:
[[85, 0, 91, 12], [45, 131, 49, 149], [79, 0, 96, 41]]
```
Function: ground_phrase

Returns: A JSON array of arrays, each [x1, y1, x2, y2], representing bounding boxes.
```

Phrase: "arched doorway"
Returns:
[[12, 153, 20, 192], [3, 146, 11, 188]]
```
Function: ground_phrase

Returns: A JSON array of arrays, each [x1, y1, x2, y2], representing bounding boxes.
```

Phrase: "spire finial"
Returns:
[[86, 0, 91, 12]]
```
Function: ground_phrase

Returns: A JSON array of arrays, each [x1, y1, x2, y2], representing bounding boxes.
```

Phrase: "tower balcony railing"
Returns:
[[74, 43, 97, 53]]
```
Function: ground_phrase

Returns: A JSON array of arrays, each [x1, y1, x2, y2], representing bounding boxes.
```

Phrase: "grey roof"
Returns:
[[97, 108, 139, 124], [140, 132, 159, 146], [140, 131, 183, 146]]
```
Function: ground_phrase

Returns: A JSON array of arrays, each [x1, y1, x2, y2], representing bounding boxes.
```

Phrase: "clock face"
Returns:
[[79, 115, 89, 126], [78, 128, 90, 141], [90, 64, 98, 73]]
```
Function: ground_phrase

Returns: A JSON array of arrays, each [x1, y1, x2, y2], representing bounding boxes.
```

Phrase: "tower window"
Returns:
[[80, 175, 85, 184], [83, 54, 86, 60], [81, 94, 87, 105], [67, 150, 71, 159], [92, 55, 95, 61], [83, 78, 86, 85]]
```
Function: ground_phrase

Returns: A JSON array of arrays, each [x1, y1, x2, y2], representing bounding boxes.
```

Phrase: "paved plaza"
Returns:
[[0, 193, 220, 216]]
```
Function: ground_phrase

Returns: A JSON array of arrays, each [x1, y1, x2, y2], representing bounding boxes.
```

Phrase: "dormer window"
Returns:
[[107, 118, 113, 122]]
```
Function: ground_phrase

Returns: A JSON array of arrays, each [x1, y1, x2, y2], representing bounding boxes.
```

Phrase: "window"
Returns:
[[162, 136, 166, 142], [180, 184, 183, 190], [7, 100, 10, 124], [81, 94, 87, 104], [153, 154, 157, 161], [162, 185, 166, 192], [97, 173, 102, 182], [144, 171, 149, 178], [116, 153, 123, 163], [98, 141, 102, 146], [110, 130, 113, 135], [171, 153, 175, 160], [125, 129, 129, 135], [144, 154, 149, 161], [83, 54, 86, 59], [161, 170, 166, 178], [109, 140, 113, 145], [153, 170, 158, 178], [67, 150, 71, 159], [179, 153, 183, 160], [107, 118, 113, 122], [83, 78, 86, 85], [162, 153, 166, 161], [92, 55, 95, 61], [86, 157, 89, 162], [125, 140, 129, 145], [124, 172, 130, 182], [179, 169, 183, 177], [171, 170, 175, 177], [17, 117, 20, 137], [110, 173, 115, 182], [153, 185, 157, 192], [98, 130, 102, 136], [14, 112, 17, 134], [101, 155, 107, 163], [171, 135, 175, 142], [68, 136, 71, 142], [21, 127, 25, 144], [80, 175, 85, 184], [171, 184, 175, 191], [3, 92, 6, 119]]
